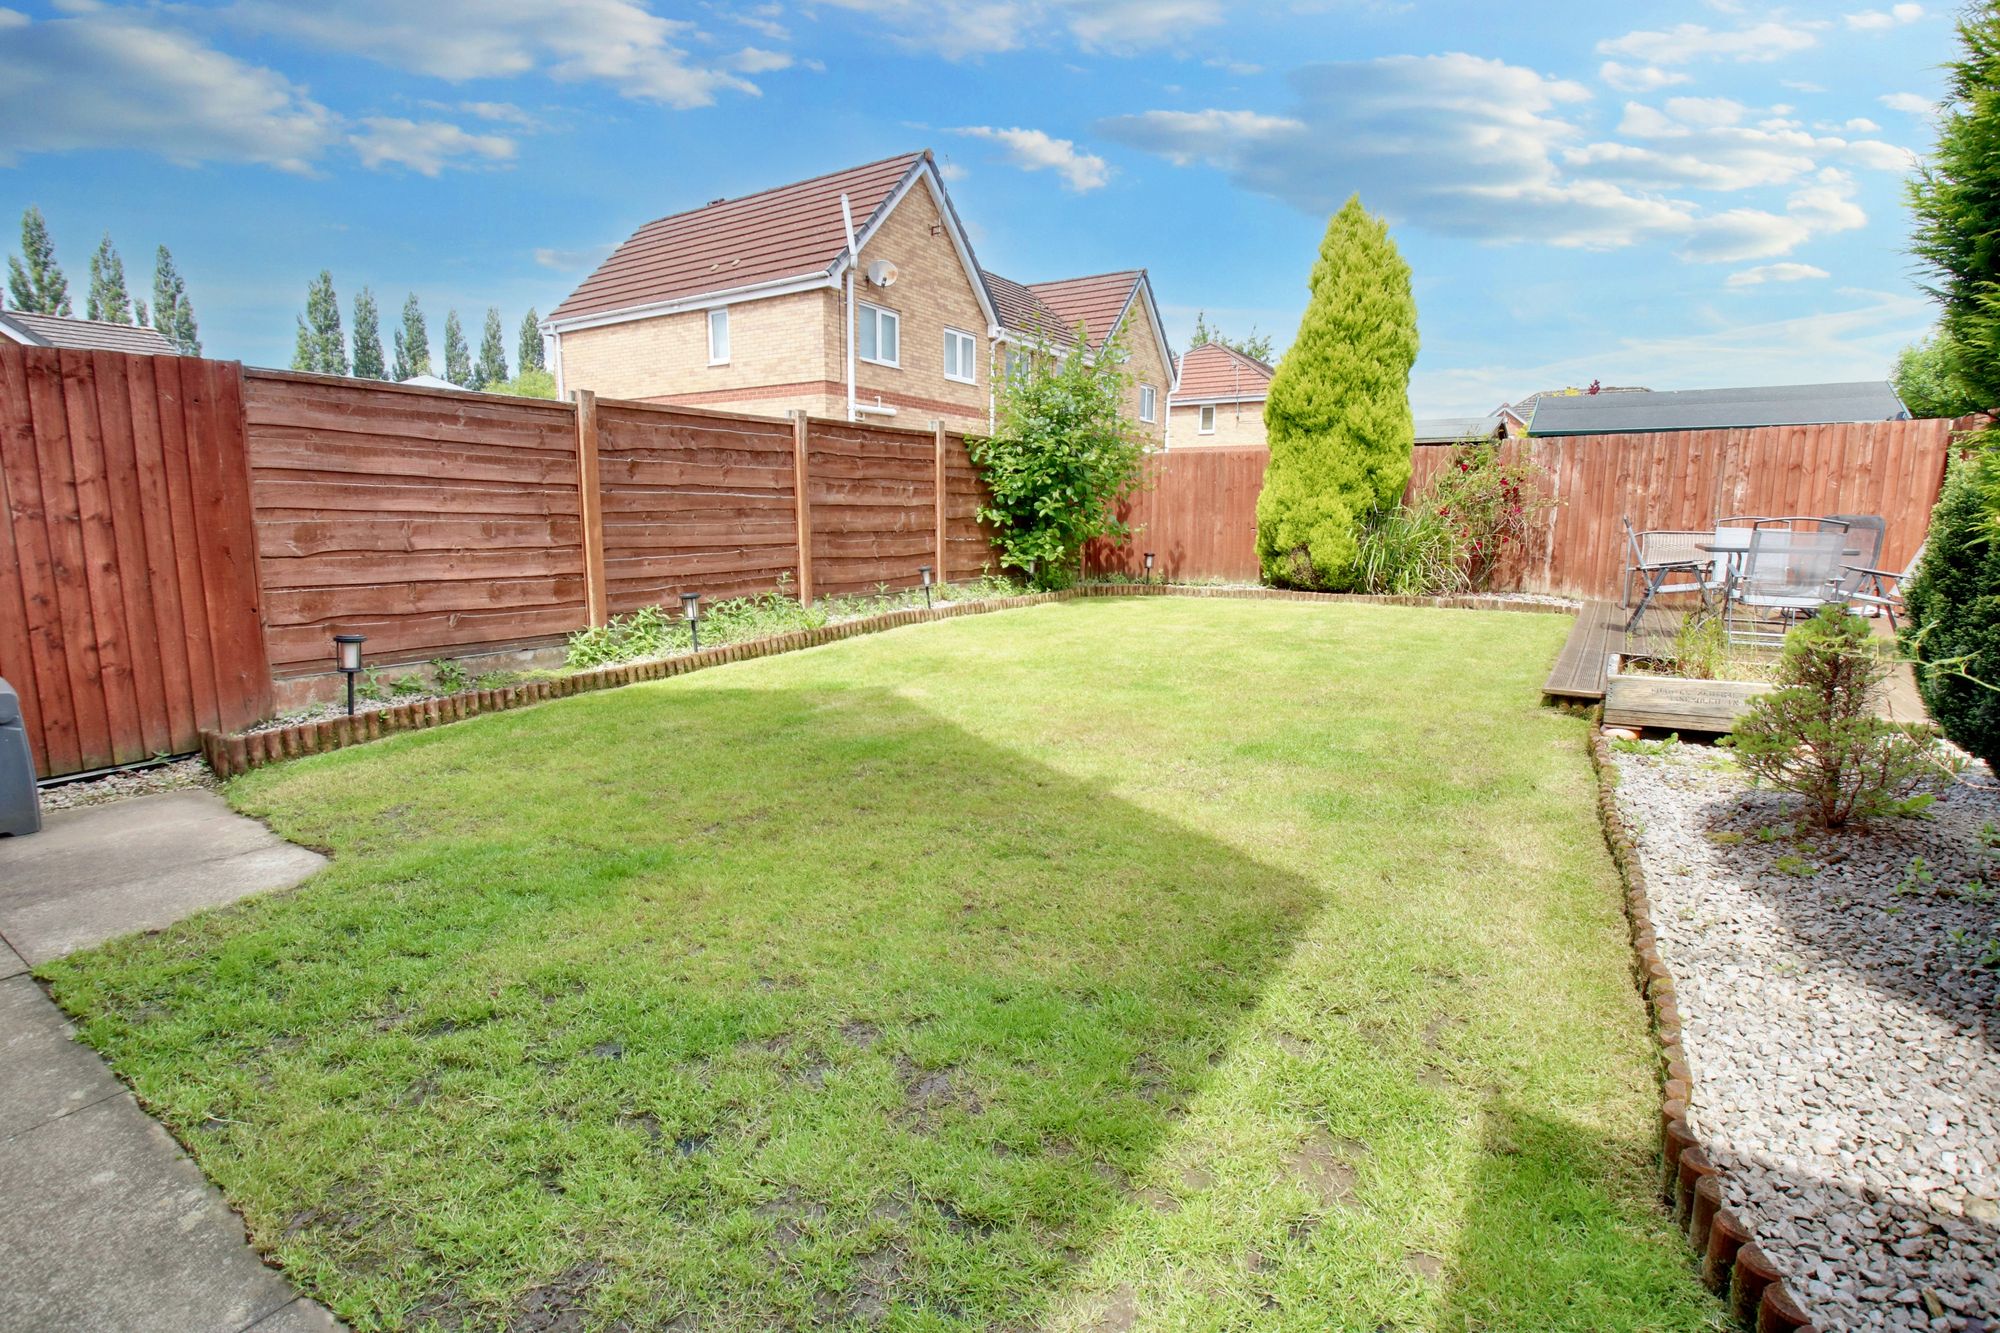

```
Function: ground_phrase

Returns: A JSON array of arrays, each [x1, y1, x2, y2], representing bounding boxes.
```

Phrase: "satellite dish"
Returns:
[[866, 259, 899, 288]]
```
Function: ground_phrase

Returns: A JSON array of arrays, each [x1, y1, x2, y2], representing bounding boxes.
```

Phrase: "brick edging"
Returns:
[[1586, 727, 1817, 1333], [199, 585, 1574, 779]]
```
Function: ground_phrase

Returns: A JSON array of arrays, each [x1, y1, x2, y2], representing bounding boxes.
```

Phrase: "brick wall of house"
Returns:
[[847, 183, 992, 434], [1118, 296, 1172, 447], [558, 288, 838, 411], [1169, 399, 1267, 449]]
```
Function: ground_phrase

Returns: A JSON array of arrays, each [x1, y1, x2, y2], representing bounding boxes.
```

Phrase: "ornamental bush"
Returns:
[[1350, 443, 1553, 595], [1901, 454, 2000, 768], [1256, 196, 1418, 589], [1731, 606, 1947, 828]]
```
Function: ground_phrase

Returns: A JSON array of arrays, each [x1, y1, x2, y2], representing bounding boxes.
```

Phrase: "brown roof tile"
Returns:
[[0, 309, 179, 355], [549, 151, 926, 322], [1024, 270, 1141, 351], [1171, 342, 1272, 402]]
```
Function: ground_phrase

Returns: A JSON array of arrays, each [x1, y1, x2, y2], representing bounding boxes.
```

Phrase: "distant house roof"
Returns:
[[399, 374, 465, 391], [1171, 342, 1273, 404], [1496, 385, 1649, 427], [981, 269, 1061, 337], [0, 309, 179, 356], [1414, 416, 1503, 444], [1020, 270, 1143, 352], [549, 151, 934, 324], [1527, 381, 1909, 436]]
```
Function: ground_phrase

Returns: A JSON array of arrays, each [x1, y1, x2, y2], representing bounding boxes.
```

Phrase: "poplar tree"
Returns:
[[8, 206, 71, 315], [1255, 195, 1418, 589], [86, 233, 132, 324], [474, 306, 508, 388], [151, 247, 200, 355], [518, 308, 545, 372], [393, 294, 430, 380], [442, 309, 472, 387], [351, 288, 386, 379], [292, 270, 346, 375]]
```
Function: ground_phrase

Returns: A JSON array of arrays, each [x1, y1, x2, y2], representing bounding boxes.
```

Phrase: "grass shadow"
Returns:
[[43, 681, 1321, 1331]]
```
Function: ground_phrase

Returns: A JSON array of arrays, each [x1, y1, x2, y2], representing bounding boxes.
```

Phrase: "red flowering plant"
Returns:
[[1413, 443, 1556, 591]]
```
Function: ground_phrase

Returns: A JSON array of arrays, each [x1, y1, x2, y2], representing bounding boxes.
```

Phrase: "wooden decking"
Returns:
[[1543, 600, 1686, 701]]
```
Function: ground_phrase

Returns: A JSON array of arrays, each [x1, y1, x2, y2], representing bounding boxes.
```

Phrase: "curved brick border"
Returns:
[[1587, 728, 1818, 1333], [200, 585, 1571, 779]]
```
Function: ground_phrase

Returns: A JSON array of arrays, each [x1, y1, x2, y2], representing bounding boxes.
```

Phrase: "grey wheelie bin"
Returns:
[[0, 678, 41, 836]]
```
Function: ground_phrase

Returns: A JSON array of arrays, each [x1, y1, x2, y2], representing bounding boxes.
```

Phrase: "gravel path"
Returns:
[[1613, 744, 1999, 1331]]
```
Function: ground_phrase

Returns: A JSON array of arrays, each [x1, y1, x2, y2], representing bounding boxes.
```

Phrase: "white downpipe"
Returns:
[[839, 192, 858, 423], [547, 329, 564, 400]]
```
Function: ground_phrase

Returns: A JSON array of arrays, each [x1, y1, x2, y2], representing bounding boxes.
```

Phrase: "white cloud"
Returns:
[[0, 7, 334, 171], [1598, 20, 1823, 65], [731, 46, 793, 73], [1412, 289, 1931, 416], [1600, 61, 1691, 92], [1572, 96, 1913, 192], [1678, 170, 1866, 262], [938, 159, 970, 181], [1845, 4, 1923, 31], [810, 0, 1223, 59], [225, 0, 760, 108], [534, 243, 616, 271], [457, 100, 537, 126], [1880, 91, 1933, 113], [1726, 261, 1831, 286], [951, 126, 1110, 191], [348, 117, 515, 175]]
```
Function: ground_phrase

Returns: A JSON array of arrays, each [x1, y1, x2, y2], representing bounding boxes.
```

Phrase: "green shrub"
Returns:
[[1348, 444, 1554, 596], [1902, 453, 2000, 768], [1256, 195, 1418, 589], [1353, 504, 1463, 595], [1730, 606, 1948, 828], [430, 658, 471, 694]]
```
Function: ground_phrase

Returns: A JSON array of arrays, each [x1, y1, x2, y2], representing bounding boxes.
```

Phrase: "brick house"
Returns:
[[1167, 342, 1272, 448], [542, 150, 1174, 443]]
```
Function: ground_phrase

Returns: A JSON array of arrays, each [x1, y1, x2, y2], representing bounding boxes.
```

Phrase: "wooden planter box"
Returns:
[[1602, 654, 1775, 734]]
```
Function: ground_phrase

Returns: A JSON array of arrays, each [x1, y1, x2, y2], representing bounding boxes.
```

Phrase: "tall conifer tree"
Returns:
[[8, 207, 71, 315], [442, 309, 473, 387], [151, 247, 200, 354], [518, 308, 546, 372], [393, 294, 430, 380], [474, 306, 508, 388], [86, 233, 132, 324], [351, 288, 386, 379]]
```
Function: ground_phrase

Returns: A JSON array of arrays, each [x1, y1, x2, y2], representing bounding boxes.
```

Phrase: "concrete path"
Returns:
[[0, 791, 341, 1332]]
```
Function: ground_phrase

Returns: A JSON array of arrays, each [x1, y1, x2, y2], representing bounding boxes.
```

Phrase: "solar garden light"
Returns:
[[919, 564, 933, 609], [332, 634, 366, 717], [1144, 551, 1156, 584], [681, 591, 702, 651]]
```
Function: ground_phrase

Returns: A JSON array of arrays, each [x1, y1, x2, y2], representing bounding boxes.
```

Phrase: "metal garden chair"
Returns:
[[1845, 541, 1923, 631], [1623, 519, 1724, 631], [1723, 526, 1850, 647]]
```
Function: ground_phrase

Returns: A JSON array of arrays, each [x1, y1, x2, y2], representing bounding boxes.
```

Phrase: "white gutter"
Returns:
[[840, 192, 858, 423]]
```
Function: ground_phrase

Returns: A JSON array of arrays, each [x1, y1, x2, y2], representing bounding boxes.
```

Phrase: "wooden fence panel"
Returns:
[[244, 370, 585, 671], [1087, 446, 1268, 583], [596, 401, 800, 612], [0, 345, 271, 777], [806, 419, 944, 597]]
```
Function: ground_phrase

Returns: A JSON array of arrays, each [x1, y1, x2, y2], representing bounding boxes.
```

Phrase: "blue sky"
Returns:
[[0, 0, 1952, 414]]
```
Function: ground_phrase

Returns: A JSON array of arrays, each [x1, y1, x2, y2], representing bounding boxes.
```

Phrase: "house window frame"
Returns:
[[857, 301, 901, 369], [1003, 346, 1029, 382], [943, 327, 977, 385], [1199, 404, 1216, 435], [707, 307, 730, 366], [1138, 384, 1156, 423]]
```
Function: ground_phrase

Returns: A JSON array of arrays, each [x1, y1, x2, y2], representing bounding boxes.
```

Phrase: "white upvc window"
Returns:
[[1004, 346, 1029, 381], [1139, 384, 1156, 423], [1199, 404, 1216, 434], [707, 307, 730, 365], [857, 302, 900, 367], [943, 328, 977, 384]]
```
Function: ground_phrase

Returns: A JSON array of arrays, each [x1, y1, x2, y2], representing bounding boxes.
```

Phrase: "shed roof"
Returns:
[[548, 151, 926, 322], [1171, 342, 1273, 403], [1413, 416, 1503, 444], [0, 309, 179, 356], [1527, 381, 1909, 435]]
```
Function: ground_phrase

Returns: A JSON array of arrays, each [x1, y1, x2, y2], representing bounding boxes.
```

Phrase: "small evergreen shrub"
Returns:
[[1902, 453, 2000, 769], [1730, 606, 1949, 828]]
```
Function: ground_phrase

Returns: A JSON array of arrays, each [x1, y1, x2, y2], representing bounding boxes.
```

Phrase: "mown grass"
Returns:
[[43, 598, 1724, 1332]]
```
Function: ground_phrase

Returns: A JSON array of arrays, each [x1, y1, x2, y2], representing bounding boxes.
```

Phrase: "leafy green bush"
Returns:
[[1902, 454, 2000, 769], [1730, 606, 1948, 828], [969, 326, 1147, 586], [1353, 505, 1462, 595], [430, 658, 471, 693]]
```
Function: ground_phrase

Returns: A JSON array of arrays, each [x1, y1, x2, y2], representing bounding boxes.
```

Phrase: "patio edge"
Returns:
[[1586, 726, 1818, 1333]]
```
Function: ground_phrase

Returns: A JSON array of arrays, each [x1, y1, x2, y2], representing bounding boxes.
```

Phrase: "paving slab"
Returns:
[[246, 1297, 348, 1332], [0, 937, 26, 980], [0, 975, 123, 1139], [0, 1093, 304, 1332], [0, 790, 326, 966]]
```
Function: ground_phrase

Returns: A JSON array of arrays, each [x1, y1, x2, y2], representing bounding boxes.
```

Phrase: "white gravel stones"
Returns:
[[1614, 743, 2000, 1331], [37, 756, 216, 813]]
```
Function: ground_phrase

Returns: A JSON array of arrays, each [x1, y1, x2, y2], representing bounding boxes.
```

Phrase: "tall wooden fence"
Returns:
[[3, 349, 999, 778], [1086, 445, 1267, 582], [1404, 420, 1957, 599], [1, 347, 272, 776]]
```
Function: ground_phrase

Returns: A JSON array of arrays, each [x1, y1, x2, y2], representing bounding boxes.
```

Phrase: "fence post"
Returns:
[[791, 410, 815, 604], [933, 419, 949, 582], [572, 389, 608, 627]]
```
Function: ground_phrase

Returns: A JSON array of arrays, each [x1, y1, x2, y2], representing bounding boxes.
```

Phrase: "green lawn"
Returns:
[[44, 598, 1723, 1332]]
